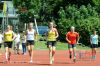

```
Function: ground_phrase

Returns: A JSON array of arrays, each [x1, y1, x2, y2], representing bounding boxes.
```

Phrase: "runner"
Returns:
[[66, 26, 79, 62], [3, 25, 15, 62], [90, 30, 98, 60], [46, 22, 59, 64], [26, 23, 36, 63], [0, 30, 3, 55]]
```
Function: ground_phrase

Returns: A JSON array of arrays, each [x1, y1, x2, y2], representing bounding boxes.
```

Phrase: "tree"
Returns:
[[57, 5, 100, 45], [13, 0, 100, 44]]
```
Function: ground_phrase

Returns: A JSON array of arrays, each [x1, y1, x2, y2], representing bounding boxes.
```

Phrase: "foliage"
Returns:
[[13, 0, 100, 45], [57, 4, 100, 45]]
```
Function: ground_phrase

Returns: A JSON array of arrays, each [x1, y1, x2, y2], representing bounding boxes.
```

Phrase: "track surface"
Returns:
[[0, 50, 100, 66]]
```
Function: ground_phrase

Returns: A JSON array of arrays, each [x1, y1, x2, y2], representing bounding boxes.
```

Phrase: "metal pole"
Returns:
[[7, 11, 8, 26], [34, 18, 39, 35], [2, 13, 4, 32]]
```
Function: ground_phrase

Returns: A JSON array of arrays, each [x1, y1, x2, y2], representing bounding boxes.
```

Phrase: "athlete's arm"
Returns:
[[97, 35, 98, 44], [25, 30, 28, 35], [76, 33, 80, 44], [45, 31, 48, 41], [1, 34, 4, 43], [2, 32, 5, 42], [12, 32, 16, 41], [90, 35, 92, 44], [66, 32, 71, 44], [55, 28, 59, 39], [34, 30, 37, 40]]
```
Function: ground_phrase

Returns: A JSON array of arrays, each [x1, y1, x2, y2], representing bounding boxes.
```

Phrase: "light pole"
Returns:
[[34, 15, 39, 35]]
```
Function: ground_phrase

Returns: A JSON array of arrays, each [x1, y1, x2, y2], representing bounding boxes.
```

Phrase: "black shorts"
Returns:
[[4, 42, 13, 48], [47, 41, 56, 47], [0, 43, 2, 48], [91, 44, 98, 48], [26, 40, 35, 46], [68, 44, 76, 48]]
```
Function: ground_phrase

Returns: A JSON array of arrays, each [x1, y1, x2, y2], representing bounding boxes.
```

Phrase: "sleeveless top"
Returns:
[[90, 35, 98, 44], [4, 30, 14, 42], [26, 29, 35, 40], [47, 28, 56, 41]]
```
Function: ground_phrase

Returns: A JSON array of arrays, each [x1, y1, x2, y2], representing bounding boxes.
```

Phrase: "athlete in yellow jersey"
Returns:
[[4, 25, 14, 62], [46, 22, 59, 64], [47, 29, 56, 41]]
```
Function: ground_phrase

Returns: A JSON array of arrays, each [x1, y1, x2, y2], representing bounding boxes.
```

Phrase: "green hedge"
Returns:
[[57, 4, 100, 45]]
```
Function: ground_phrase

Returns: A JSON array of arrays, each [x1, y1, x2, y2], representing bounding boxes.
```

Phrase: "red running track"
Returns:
[[0, 50, 100, 66]]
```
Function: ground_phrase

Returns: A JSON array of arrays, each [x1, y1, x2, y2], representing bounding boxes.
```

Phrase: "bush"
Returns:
[[57, 4, 100, 46]]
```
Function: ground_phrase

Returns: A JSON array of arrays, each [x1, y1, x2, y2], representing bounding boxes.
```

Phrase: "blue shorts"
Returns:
[[68, 44, 76, 48]]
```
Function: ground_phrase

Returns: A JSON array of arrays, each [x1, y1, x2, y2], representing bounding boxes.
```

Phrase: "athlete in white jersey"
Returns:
[[26, 23, 36, 63], [26, 29, 35, 40]]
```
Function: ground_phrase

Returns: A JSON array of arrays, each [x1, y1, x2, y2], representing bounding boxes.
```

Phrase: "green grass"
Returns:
[[34, 35, 100, 50], [34, 41, 100, 50], [34, 41, 68, 50], [34, 41, 84, 50]]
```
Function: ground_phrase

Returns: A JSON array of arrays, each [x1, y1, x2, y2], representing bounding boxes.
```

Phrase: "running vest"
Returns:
[[26, 29, 35, 40], [4, 31, 13, 42], [90, 35, 98, 44], [47, 29, 56, 41]]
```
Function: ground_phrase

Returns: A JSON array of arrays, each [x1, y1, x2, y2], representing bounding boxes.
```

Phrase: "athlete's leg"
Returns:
[[92, 48, 94, 57], [7, 42, 13, 61], [22, 44, 27, 54], [30, 45, 34, 62], [14, 42, 17, 54], [91, 44, 94, 58], [92, 48, 96, 59], [8, 48, 12, 61], [22, 43, 24, 54], [68, 44, 73, 59], [5, 47, 9, 61], [73, 45, 76, 62], [27, 45, 31, 57], [49, 45, 53, 64], [16, 43, 20, 54], [52, 46, 56, 62], [0, 44, 2, 55], [24, 45, 27, 53], [94, 48, 96, 56]]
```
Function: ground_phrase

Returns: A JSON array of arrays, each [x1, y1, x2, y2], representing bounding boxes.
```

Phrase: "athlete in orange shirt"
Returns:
[[66, 26, 79, 62]]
